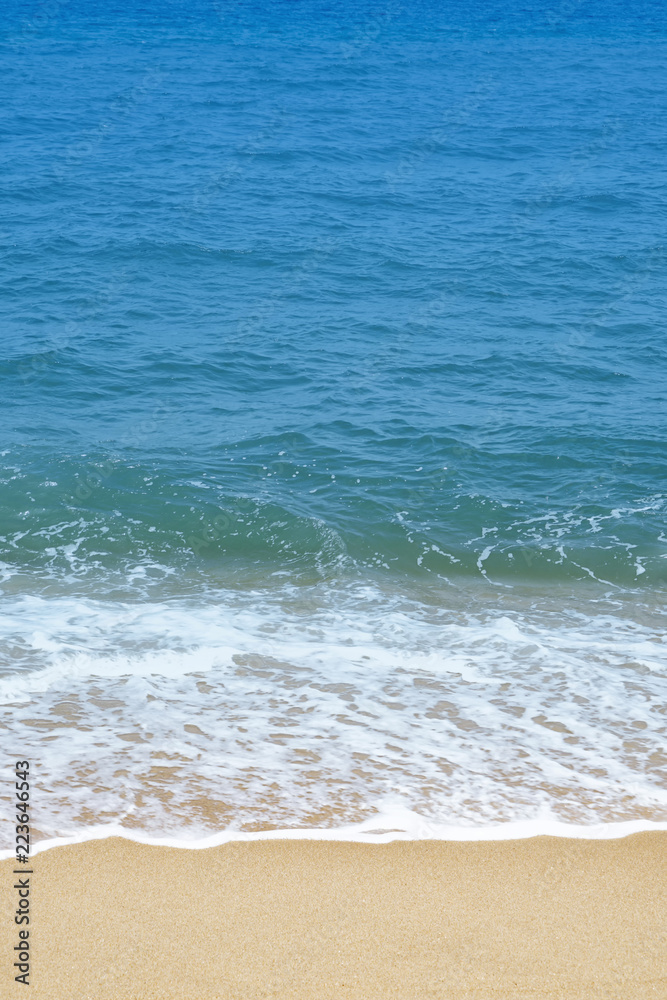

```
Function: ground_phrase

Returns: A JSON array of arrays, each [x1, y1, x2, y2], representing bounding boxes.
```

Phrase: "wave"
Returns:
[[0, 448, 665, 591], [0, 582, 665, 847]]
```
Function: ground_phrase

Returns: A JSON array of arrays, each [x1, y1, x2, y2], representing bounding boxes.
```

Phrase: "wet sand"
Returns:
[[2, 832, 665, 999]]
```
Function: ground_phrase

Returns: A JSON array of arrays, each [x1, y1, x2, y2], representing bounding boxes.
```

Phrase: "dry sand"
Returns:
[[2, 833, 665, 999]]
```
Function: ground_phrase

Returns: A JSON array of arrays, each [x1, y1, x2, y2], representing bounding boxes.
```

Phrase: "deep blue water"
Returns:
[[1, 1, 666, 837], [3, 1, 667, 592]]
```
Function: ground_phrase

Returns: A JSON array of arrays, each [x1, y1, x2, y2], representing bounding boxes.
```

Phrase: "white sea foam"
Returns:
[[1, 582, 666, 847], [2, 808, 667, 863]]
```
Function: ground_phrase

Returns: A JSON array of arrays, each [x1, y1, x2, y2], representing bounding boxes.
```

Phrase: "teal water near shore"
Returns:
[[1, 0, 666, 842]]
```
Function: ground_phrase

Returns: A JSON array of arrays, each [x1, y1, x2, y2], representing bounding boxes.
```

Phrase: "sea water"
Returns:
[[1, 0, 666, 847]]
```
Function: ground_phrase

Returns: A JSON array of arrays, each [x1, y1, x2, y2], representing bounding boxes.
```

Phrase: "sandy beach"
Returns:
[[2, 832, 665, 999]]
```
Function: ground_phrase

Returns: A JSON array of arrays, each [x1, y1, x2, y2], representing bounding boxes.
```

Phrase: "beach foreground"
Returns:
[[2, 833, 665, 999]]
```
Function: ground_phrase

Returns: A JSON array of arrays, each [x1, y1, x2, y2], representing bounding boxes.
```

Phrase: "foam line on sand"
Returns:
[[3, 807, 667, 860]]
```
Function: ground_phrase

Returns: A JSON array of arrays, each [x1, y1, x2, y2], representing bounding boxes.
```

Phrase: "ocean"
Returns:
[[2, 0, 666, 847]]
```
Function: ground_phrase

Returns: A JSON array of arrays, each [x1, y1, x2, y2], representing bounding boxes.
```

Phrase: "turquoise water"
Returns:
[[1, 1, 666, 841]]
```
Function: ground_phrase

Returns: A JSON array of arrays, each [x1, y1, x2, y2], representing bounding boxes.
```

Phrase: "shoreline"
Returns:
[[3, 812, 667, 860], [2, 832, 665, 999]]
